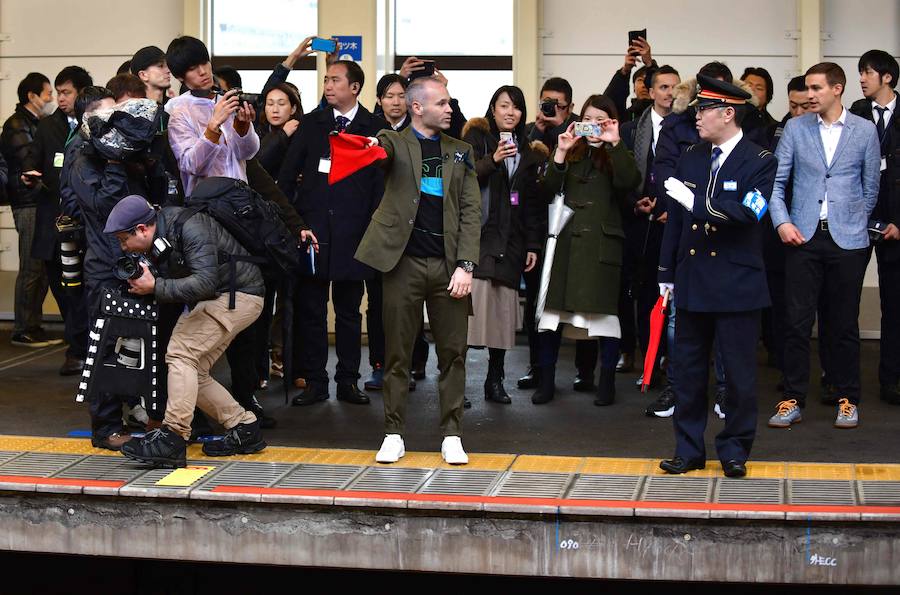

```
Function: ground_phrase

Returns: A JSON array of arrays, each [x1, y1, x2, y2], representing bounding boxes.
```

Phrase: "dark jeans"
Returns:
[[45, 256, 89, 359], [11, 207, 49, 334], [293, 277, 364, 386], [783, 226, 869, 404]]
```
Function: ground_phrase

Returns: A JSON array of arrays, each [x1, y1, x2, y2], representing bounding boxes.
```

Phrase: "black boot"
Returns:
[[517, 366, 540, 389], [594, 367, 616, 406], [531, 365, 556, 404], [485, 348, 511, 404]]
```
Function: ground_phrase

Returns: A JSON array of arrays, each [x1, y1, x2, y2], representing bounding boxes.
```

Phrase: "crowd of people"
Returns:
[[0, 32, 896, 475]]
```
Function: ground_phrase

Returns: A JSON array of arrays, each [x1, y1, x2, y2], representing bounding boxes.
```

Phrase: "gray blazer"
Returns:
[[769, 110, 881, 250]]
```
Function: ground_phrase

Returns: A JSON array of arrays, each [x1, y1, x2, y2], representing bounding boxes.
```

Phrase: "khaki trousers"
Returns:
[[164, 292, 264, 439], [382, 255, 469, 436]]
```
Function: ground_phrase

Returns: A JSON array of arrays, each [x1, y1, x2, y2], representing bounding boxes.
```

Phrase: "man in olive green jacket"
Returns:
[[355, 77, 481, 465]]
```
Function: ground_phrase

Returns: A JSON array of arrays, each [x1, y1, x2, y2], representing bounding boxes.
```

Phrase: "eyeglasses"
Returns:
[[695, 105, 728, 116]]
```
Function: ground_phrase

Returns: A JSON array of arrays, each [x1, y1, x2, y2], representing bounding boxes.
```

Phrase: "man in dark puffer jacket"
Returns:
[[105, 195, 266, 468]]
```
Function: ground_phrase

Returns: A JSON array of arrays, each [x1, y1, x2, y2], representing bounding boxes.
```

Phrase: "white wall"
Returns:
[[0, 0, 186, 124]]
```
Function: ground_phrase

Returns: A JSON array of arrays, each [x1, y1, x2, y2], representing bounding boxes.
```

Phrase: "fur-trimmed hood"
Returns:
[[672, 77, 761, 114], [461, 116, 549, 158]]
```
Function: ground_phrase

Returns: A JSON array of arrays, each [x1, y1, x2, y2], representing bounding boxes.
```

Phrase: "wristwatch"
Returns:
[[456, 260, 475, 273]]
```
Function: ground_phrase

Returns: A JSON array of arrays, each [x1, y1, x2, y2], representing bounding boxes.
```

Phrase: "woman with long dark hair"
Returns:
[[462, 85, 548, 403], [256, 82, 302, 176], [532, 94, 641, 406]]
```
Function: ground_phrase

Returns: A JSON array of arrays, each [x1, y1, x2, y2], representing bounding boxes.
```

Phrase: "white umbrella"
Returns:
[[535, 192, 575, 325]]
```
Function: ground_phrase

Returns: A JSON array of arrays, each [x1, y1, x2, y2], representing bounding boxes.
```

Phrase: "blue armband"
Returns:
[[742, 189, 768, 220]]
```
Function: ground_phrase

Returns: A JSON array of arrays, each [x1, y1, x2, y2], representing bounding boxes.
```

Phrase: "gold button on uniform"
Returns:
[[711, 251, 717, 256], [690, 249, 696, 256], [711, 226, 717, 232], [692, 224, 698, 230]]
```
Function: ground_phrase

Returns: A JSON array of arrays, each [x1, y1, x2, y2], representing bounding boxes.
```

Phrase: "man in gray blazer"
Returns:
[[767, 62, 881, 430]]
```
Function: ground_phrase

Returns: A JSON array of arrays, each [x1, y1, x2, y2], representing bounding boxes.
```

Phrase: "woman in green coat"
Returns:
[[532, 94, 642, 407]]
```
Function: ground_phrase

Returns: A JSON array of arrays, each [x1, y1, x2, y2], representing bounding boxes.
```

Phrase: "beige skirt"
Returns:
[[467, 278, 522, 349]]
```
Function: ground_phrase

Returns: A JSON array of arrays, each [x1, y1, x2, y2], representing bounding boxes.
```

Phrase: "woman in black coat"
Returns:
[[256, 82, 302, 177], [462, 85, 548, 403]]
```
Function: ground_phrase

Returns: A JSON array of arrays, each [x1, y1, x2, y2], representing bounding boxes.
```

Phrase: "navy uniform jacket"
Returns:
[[658, 134, 777, 312]]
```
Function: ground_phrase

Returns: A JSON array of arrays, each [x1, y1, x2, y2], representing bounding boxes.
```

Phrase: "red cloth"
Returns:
[[328, 131, 387, 185], [641, 292, 670, 393]]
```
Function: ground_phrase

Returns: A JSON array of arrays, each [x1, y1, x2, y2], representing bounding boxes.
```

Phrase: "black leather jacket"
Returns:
[[0, 104, 42, 208]]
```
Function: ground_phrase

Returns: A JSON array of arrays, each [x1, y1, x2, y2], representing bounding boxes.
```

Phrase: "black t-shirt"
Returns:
[[404, 136, 445, 258]]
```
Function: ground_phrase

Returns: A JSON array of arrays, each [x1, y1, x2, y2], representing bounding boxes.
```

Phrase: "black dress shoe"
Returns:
[[292, 384, 329, 406], [722, 459, 747, 478], [59, 356, 85, 376], [409, 378, 417, 392], [517, 367, 539, 390], [464, 397, 472, 409], [336, 383, 370, 405], [659, 456, 706, 474], [484, 381, 511, 404], [573, 372, 595, 392], [410, 363, 426, 380]]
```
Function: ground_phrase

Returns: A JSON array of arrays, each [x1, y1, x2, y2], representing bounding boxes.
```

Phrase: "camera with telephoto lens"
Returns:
[[215, 86, 259, 107], [114, 254, 156, 281], [540, 99, 558, 118], [868, 219, 887, 243], [55, 215, 84, 290]]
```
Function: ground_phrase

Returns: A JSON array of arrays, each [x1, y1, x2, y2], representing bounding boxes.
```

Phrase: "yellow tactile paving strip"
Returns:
[[0, 436, 894, 480]]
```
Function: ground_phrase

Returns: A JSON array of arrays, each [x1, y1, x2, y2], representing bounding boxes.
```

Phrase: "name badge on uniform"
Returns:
[[509, 191, 519, 206], [53, 152, 65, 168], [318, 158, 331, 174], [723, 180, 737, 191], [742, 189, 768, 220]]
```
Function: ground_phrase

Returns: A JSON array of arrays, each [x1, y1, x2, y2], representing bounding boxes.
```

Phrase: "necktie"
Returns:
[[710, 146, 723, 178], [874, 106, 887, 141], [335, 115, 350, 132]]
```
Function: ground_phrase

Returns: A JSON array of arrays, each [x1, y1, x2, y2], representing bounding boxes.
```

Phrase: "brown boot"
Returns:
[[92, 432, 132, 452]]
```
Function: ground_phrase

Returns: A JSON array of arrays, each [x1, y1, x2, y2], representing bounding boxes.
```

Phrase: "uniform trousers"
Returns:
[[672, 308, 760, 464], [382, 255, 468, 436], [876, 248, 900, 388]]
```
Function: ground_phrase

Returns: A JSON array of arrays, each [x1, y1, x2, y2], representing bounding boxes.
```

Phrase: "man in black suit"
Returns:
[[850, 50, 900, 405], [277, 60, 387, 406], [657, 75, 777, 478]]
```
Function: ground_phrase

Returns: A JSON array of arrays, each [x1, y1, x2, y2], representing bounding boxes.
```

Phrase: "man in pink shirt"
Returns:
[[164, 36, 259, 195]]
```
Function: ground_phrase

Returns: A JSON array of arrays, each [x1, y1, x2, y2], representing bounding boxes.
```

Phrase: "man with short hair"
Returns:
[[355, 76, 480, 464], [658, 75, 777, 478], [22, 65, 93, 375], [1, 72, 63, 348], [768, 62, 881, 429], [850, 50, 900, 405], [107, 195, 267, 468], [130, 46, 171, 105], [277, 60, 387, 407]]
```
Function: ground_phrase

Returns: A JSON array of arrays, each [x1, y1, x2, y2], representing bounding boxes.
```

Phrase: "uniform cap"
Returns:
[[690, 74, 752, 108]]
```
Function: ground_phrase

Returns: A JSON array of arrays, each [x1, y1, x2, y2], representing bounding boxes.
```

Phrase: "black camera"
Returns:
[[868, 219, 887, 243], [540, 99, 558, 118], [56, 215, 84, 291], [191, 86, 260, 106], [114, 254, 155, 281]]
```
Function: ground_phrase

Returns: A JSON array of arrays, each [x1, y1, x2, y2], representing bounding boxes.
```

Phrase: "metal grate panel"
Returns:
[[0, 452, 84, 478], [54, 455, 149, 483], [346, 466, 431, 493], [196, 461, 294, 492], [566, 474, 644, 501], [120, 460, 228, 493], [788, 479, 857, 506], [418, 469, 501, 496], [714, 478, 783, 504], [857, 481, 900, 506], [0, 451, 24, 467], [275, 464, 364, 491], [493, 472, 572, 499], [641, 476, 713, 503]]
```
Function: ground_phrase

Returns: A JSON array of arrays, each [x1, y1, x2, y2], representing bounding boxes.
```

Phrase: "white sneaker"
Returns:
[[375, 434, 405, 463], [441, 436, 469, 465]]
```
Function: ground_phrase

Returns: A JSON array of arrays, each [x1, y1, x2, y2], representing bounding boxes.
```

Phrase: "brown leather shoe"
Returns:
[[293, 377, 307, 389], [92, 432, 132, 452], [145, 419, 163, 431], [59, 356, 85, 376]]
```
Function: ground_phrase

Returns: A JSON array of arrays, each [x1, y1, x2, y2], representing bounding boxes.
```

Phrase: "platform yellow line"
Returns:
[[510, 455, 584, 473]]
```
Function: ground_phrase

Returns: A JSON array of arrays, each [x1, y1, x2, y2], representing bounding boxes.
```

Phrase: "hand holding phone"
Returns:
[[311, 37, 337, 54]]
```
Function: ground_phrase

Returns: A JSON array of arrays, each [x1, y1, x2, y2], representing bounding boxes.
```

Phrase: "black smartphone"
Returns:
[[628, 29, 647, 56], [408, 60, 436, 81]]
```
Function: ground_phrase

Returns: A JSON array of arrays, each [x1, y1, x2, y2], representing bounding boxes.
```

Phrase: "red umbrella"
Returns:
[[641, 289, 671, 393]]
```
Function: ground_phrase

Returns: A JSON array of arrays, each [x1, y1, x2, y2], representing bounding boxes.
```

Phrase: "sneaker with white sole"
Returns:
[[645, 384, 676, 418], [768, 399, 802, 428], [834, 398, 858, 429], [441, 436, 468, 465], [375, 434, 405, 463], [713, 386, 727, 420]]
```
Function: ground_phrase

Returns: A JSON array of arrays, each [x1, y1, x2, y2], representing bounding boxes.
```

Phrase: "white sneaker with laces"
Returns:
[[375, 434, 405, 463], [441, 436, 469, 465]]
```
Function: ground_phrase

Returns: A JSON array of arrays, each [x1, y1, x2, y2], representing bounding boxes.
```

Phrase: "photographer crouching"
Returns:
[[105, 195, 266, 468]]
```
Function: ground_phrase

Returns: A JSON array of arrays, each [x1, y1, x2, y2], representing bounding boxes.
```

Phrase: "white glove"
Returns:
[[664, 177, 695, 212], [659, 282, 674, 297]]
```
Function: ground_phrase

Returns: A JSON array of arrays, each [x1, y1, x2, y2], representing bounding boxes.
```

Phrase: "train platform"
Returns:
[[1, 329, 899, 584]]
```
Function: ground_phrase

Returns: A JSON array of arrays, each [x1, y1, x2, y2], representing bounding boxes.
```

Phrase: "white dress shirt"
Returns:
[[333, 102, 360, 125], [711, 128, 744, 171], [817, 108, 847, 220], [872, 95, 896, 133]]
